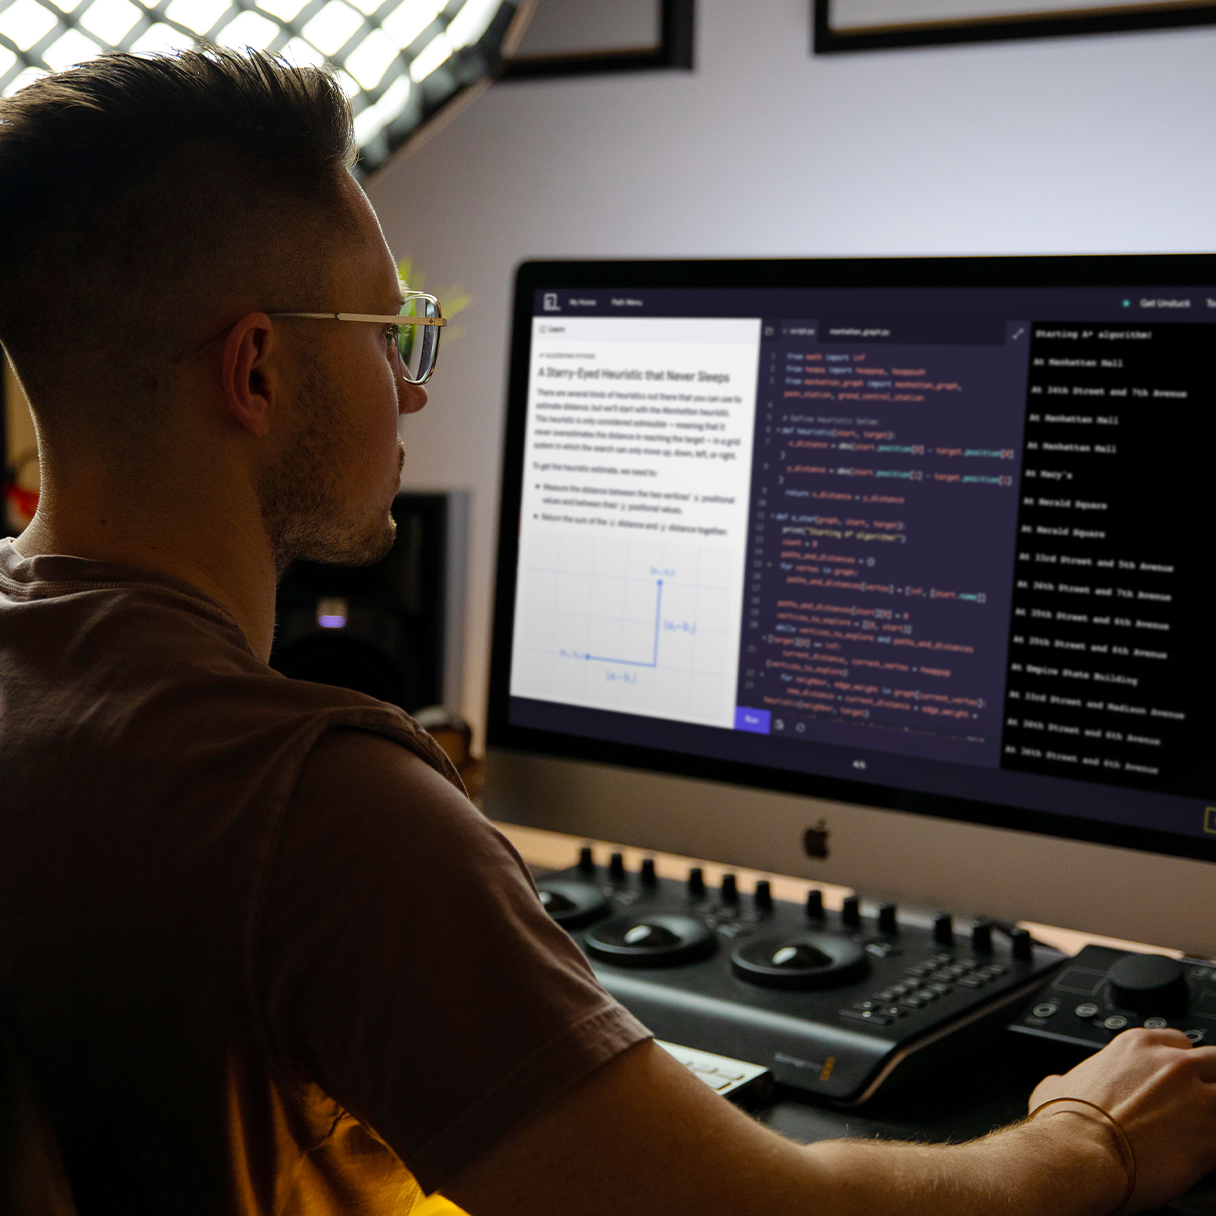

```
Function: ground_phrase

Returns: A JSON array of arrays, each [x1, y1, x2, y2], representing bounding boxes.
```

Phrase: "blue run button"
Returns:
[[734, 707, 771, 734]]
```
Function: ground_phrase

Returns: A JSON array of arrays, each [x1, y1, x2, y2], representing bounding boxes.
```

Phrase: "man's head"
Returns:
[[0, 49, 421, 572]]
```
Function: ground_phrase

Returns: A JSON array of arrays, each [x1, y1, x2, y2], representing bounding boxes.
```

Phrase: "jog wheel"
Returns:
[[585, 914, 716, 968], [1108, 953, 1189, 1014], [536, 881, 610, 930], [731, 933, 869, 990]]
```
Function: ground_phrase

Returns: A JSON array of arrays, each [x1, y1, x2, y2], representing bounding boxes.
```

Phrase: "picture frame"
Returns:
[[813, 0, 1216, 53], [501, 0, 693, 79]]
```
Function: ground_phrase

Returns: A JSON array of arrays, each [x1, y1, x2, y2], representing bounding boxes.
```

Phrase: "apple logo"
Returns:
[[803, 818, 830, 861]]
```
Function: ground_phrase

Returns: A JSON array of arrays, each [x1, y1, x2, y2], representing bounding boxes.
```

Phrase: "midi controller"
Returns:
[[1011, 944, 1216, 1051], [539, 849, 1065, 1105]]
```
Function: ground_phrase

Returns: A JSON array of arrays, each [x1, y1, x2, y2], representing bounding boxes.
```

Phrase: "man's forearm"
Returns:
[[444, 1033, 1216, 1216], [807, 1114, 1127, 1216]]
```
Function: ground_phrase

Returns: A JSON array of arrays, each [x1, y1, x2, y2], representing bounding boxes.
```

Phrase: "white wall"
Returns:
[[367, 0, 1216, 742]]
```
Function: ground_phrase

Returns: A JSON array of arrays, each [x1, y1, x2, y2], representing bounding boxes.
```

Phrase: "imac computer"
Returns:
[[483, 255, 1216, 961]]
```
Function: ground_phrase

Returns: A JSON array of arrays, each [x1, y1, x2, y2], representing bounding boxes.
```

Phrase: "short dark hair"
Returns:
[[0, 49, 358, 448]]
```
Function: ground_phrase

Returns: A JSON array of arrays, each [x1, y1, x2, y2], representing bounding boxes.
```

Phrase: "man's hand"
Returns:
[[442, 1031, 1216, 1216], [1029, 1028, 1216, 1213]]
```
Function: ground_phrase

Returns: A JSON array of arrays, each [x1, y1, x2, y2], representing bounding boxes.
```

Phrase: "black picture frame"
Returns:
[[812, 0, 1216, 53], [1, 358, 8, 540], [500, 0, 693, 79], [487, 252, 1216, 869]]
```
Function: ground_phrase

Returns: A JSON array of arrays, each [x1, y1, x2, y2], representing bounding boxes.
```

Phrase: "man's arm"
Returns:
[[443, 1029, 1216, 1216], [282, 729, 1216, 1216]]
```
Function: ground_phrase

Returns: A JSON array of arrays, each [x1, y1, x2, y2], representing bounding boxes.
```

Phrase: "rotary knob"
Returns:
[[877, 902, 898, 936], [640, 858, 657, 887], [754, 880, 773, 912], [805, 888, 824, 920], [609, 852, 626, 882], [720, 874, 739, 904], [841, 895, 861, 928], [585, 914, 716, 967], [971, 920, 993, 953], [1108, 953, 1189, 1014], [933, 912, 954, 946], [731, 934, 869, 990], [577, 846, 595, 874], [536, 881, 610, 929], [687, 866, 706, 897]]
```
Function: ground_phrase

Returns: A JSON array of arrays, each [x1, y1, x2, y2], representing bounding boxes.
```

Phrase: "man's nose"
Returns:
[[400, 381, 428, 415]]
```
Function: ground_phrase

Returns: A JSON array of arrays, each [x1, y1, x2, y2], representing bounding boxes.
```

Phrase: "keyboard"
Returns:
[[655, 1040, 774, 1107]]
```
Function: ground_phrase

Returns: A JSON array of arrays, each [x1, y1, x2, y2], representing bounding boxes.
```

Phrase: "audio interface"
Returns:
[[1011, 944, 1215, 1051]]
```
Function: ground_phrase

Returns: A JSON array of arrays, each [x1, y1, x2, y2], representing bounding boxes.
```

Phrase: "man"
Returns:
[[0, 48, 1212, 1216]]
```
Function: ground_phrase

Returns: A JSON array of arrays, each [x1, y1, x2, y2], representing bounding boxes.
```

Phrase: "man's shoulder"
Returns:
[[1, 542, 461, 784], [286, 728, 495, 873]]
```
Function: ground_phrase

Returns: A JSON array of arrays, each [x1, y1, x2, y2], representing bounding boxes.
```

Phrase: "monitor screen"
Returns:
[[487, 256, 1216, 866]]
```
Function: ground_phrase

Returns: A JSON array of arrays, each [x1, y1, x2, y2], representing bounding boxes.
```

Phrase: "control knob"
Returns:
[[720, 874, 739, 904], [586, 914, 716, 967], [1010, 926, 1033, 961], [687, 867, 706, 898], [877, 902, 898, 936], [731, 934, 869, 990], [1108, 953, 1189, 1014], [754, 880, 773, 912], [841, 895, 861, 928], [536, 881, 610, 929]]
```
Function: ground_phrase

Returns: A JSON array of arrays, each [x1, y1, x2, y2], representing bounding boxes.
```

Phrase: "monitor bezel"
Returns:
[[486, 253, 1216, 868]]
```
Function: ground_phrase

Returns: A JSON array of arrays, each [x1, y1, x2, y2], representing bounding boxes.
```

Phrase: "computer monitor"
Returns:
[[483, 256, 1216, 958]]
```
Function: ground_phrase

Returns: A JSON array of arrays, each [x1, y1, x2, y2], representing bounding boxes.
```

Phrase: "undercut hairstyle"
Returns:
[[0, 49, 358, 454]]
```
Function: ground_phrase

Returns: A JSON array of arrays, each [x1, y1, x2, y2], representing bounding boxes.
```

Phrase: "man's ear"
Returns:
[[221, 313, 276, 437]]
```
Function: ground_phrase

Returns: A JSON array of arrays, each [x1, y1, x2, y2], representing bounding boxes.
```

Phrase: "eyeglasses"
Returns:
[[269, 291, 446, 385]]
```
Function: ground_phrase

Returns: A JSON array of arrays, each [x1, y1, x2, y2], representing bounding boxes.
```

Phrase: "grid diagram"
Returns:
[[511, 534, 739, 726], [0, 0, 520, 168]]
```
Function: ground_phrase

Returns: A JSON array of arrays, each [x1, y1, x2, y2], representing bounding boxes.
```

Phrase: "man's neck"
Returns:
[[13, 471, 278, 661]]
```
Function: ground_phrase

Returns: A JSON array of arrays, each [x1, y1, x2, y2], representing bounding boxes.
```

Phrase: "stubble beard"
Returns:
[[256, 353, 403, 580]]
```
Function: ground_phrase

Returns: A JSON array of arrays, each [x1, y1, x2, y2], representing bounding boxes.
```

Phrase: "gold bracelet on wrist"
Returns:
[[1027, 1096, 1136, 1215]]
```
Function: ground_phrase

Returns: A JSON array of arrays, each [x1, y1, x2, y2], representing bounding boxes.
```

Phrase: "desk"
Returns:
[[494, 821, 1216, 1216]]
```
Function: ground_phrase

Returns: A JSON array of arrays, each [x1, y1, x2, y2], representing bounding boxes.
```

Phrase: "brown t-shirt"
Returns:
[[0, 541, 649, 1214]]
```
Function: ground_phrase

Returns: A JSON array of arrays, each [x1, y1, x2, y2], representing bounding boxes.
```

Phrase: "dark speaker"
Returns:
[[271, 491, 468, 713]]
